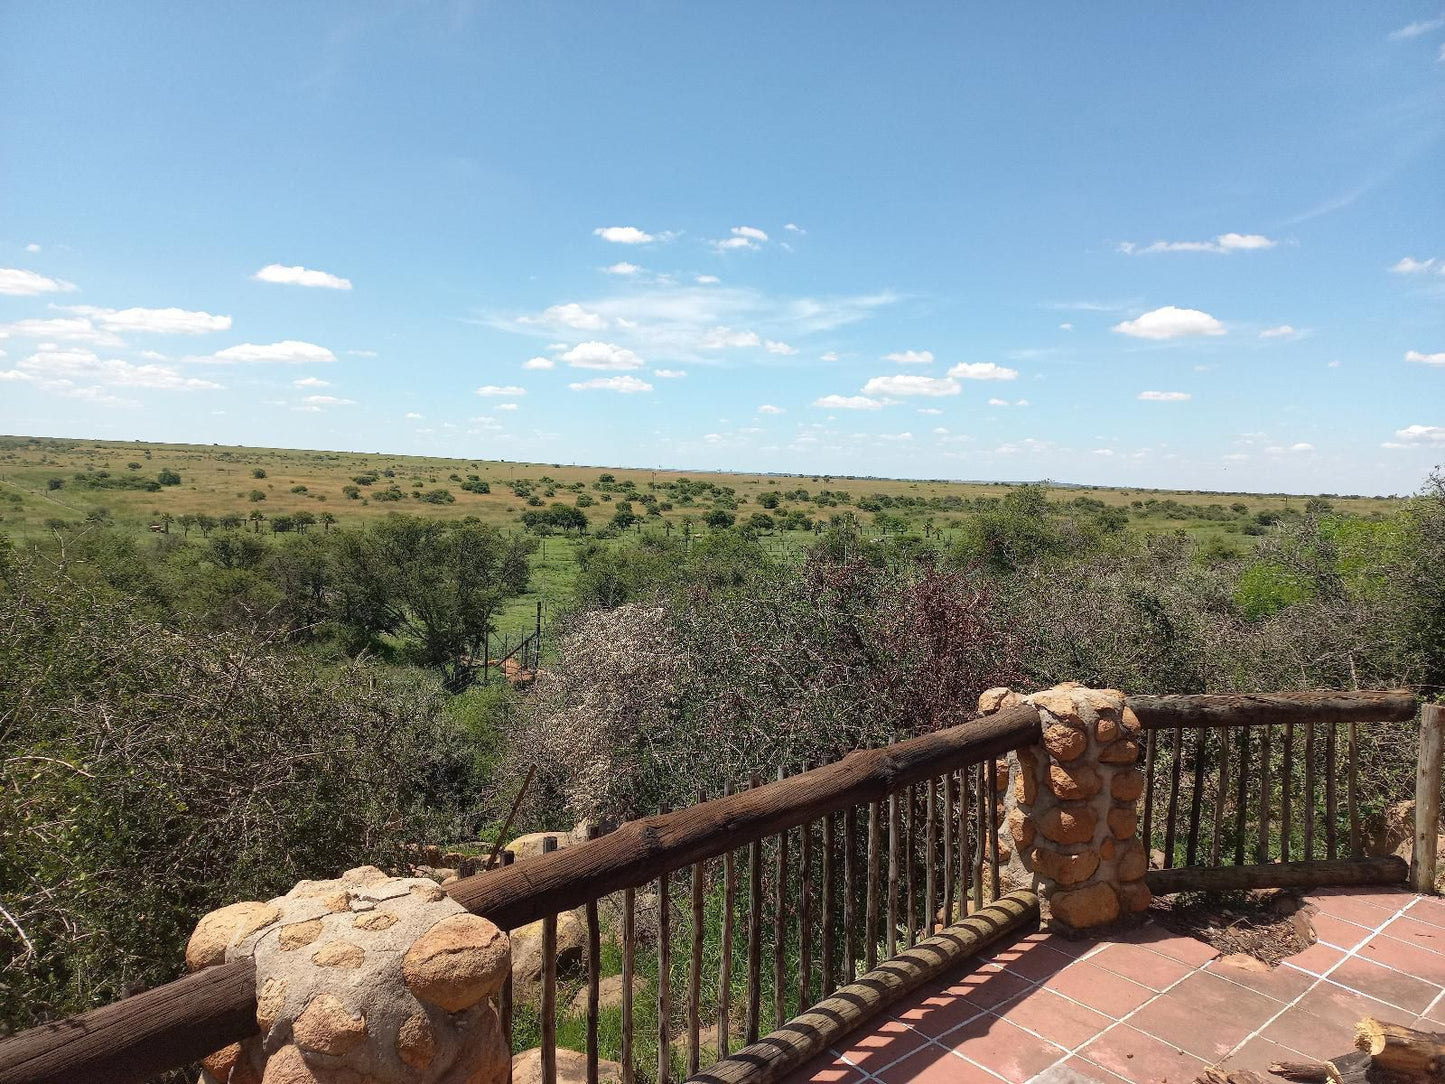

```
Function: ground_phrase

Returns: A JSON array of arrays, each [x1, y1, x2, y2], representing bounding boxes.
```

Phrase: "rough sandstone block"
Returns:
[[1110, 768, 1145, 802], [1007, 807, 1036, 850], [1031, 689, 1084, 727], [1115, 839, 1148, 881], [1107, 806, 1138, 839], [403, 913, 510, 1012], [1120, 706, 1141, 734], [993, 760, 1010, 794], [1050, 882, 1120, 929], [978, 686, 1017, 714], [1037, 806, 1097, 845], [1030, 846, 1100, 886], [1099, 838, 1115, 860], [1116, 880, 1152, 914], [1043, 724, 1088, 762], [1048, 763, 1101, 801], [1098, 739, 1140, 765], [1095, 716, 1119, 743], [1014, 748, 1039, 806]]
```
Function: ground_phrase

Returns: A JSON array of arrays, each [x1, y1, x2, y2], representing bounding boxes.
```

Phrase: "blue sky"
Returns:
[[1, 3, 1441, 494]]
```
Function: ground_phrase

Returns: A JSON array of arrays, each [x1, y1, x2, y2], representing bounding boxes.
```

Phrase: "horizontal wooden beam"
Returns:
[[1146, 855, 1409, 896], [687, 892, 1040, 1084], [447, 701, 1044, 930], [1125, 689, 1416, 731]]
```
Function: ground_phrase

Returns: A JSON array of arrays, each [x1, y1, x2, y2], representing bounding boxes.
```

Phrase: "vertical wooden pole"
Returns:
[[1414, 704, 1443, 895], [942, 773, 956, 925], [1186, 729, 1206, 868], [821, 811, 836, 999], [1257, 725, 1272, 863], [620, 885, 635, 1084], [1141, 729, 1158, 858], [842, 805, 856, 983], [903, 784, 916, 947], [886, 793, 899, 958], [1304, 720, 1317, 862], [1281, 722, 1294, 864], [501, 849, 515, 1084], [987, 762, 1001, 901], [865, 801, 880, 971], [773, 798, 788, 1028], [1163, 726, 1183, 868], [718, 784, 735, 1060], [924, 778, 938, 936], [971, 763, 985, 910], [1234, 728, 1250, 866], [1326, 722, 1339, 860], [958, 769, 971, 913], [798, 810, 813, 1010], [657, 817, 672, 1084], [1349, 721, 1362, 857], [585, 827, 601, 1084], [688, 803, 705, 1079], [745, 775, 762, 1045], [1210, 732, 1228, 867], [541, 836, 559, 1084]]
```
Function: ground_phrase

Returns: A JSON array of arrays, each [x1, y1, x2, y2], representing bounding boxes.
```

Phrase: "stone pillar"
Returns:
[[980, 683, 1152, 932], [188, 866, 510, 1084]]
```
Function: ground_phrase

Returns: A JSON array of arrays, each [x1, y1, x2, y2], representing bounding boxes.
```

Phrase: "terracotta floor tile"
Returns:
[[1124, 971, 1279, 1061], [936, 966, 1036, 1013], [1087, 942, 1196, 991], [1077, 1024, 1209, 1084], [780, 1055, 866, 1084], [1383, 914, 1445, 952], [893, 981, 990, 1039], [988, 940, 1076, 983], [1293, 982, 1406, 1033], [1306, 910, 1373, 949], [1034, 1057, 1137, 1084], [990, 987, 1114, 1049], [834, 1018, 931, 1073], [1121, 926, 1219, 967], [1406, 896, 1445, 930], [873, 1044, 1002, 1084], [1216, 1034, 1313, 1075], [939, 1016, 1067, 1083], [1261, 1006, 1359, 1062], [1283, 940, 1347, 975], [1360, 934, 1445, 985], [1043, 961, 1156, 1018], [1302, 890, 1405, 929], [1204, 956, 1316, 1002], [1328, 956, 1443, 1013], [1016, 929, 1100, 960]]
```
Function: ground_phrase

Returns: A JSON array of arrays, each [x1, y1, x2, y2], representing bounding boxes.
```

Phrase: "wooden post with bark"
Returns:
[[1416, 704, 1444, 895]]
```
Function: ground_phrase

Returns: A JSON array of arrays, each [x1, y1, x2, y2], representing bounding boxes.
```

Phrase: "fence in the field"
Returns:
[[0, 689, 1433, 1084]]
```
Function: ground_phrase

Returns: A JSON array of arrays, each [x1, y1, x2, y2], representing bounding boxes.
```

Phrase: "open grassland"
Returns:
[[0, 433, 1402, 543]]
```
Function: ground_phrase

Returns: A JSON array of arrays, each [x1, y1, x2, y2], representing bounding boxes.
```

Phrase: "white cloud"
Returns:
[[1406, 350, 1445, 366], [347, 349, 377, 358], [1290, 442, 1314, 452], [252, 264, 351, 289], [1112, 306, 1225, 340], [813, 394, 886, 410], [862, 374, 959, 398], [405, 412, 422, 420], [63, 305, 231, 335], [1137, 390, 1192, 401], [523, 356, 555, 370], [1059, 322, 1074, 331], [733, 226, 768, 242], [653, 368, 687, 378], [883, 349, 934, 365], [1119, 233, 1275, 255], [0, 268, 77, 296], [301, 394, 355, 406], [1387, 424, 1445, 447], [1259, 324, 1297, 339], [712, 236, 756, 251], [520, 302, 609, 331], [764, 339, 798, 355], [1389, 16, 1445, 39], [916, 407, 943, 415], [784, 223, 804, 233], [1390, 256, 1439, 274], [987, 397, 1009, 406], [198, 340, 337, 365], [695, 274, 721, 285], [699, 326, 761, 349], [603, 262, 641, 276], [0, 316, 125, 346], [569, 375, 653, 393], [24, 243, 40, 253], [476, 384, 526, 396], [878, 432, 912, 442], [1328, 360, 1342, 368], [560, 341, 644, 370], [1016, 398, 1030, 406], [757, 404, 785, 414], [496, 402, 520, 411], [594, 226, 654, 244], [16, 347, 223, 391], [947, 361, 1019, 381], [293, 376, 330, 388], [820, 351, 839, 362]]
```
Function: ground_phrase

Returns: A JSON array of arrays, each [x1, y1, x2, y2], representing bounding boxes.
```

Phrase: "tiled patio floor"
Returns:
[[783, 886, 1445, 1084]]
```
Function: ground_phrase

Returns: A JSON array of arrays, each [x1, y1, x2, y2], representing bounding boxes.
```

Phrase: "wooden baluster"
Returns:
[[657, 814, 672, 1084], [773, 779, 788, 1028], [1304, 721, 1316, 861], [745, 774, 762, 1045], [1141, 729, 1158, 858], [585, 827, 601, 1084], [924, 777, 938, 936], [1281, 722, 1294, 863], [688, 792, 705, 1079], [541, 836, 559, 1084], [865, 800, 880, 971], [987, 761, 1001, 901], [1326, 722, 1339, 860], [798, 807, 813, 1010], [1234, 728, 1250, 865], [1211, 734, 1228, 867], [1163, 726, 1183, 868], [621, 884, 635, 1084], [904, 784, 916, 947], [942, 773, 956, 925], [1349, 721, 1362, 856], [972, 762, 985, 910], [1257, 726, 1272, 863], [886, 792, 900, 958], [1185, 729, 1206, 867], [500, 850, 515, 1082], [718, 783, 735, 1060], [842, 805, 857, 983], [821, 811, 836, 999], [957, 769, 970, 914]]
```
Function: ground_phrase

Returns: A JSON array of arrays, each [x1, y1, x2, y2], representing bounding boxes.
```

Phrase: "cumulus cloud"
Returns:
[[293, 376, 330, 388], [63, 305, 231, 335], [476, 384, 526, 396], [301, 394, 356, 406], [560, 341, 644, 370], [0, 316, 125, 347], [603, 262, 641, 275], [917, 407, 942, 415], [1406, 350, 1445, 366], [653, 368, 686, 378], [569, 375, 653, 393], [734, 226, 768, 242], [15, 347, 223, 392], [883, 349, 933, 365], [757, 404, 785, 414], [520, 302, 609, 331], [987, 397, 1009, 406], [813, 394, 886, 410], [196, 340, 337, 365], [405, 412, 422, 419], [820, 351, 840, 362], [862, 374, 959, 397], [0, 267, 77, 296], [1118, 233, 1275, 255], [764, 339, 797, 355], [947, 361, 1018, 381], [1112, 306, 1225, 340], [1389, 16, 1445, 39], [1259, 325, 1298, 339], [1385, 424, 1445, 447], [594, 226, 654, 244], [496, 402, 520, 411], [1391, 256, 1439, 274], [1059, 322, 1074, 331], [1137, 390, 1192, 401], [523, 356, 555, 370], [253, 264, 352, 289], [695, 274, 720, 285]]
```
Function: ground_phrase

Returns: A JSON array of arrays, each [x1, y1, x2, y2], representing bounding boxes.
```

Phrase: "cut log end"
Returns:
[[1353, 1016, 1445, 1079]]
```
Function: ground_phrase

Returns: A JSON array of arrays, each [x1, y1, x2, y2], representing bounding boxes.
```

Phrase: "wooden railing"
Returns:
[[0, 689, 1423, 1084]]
